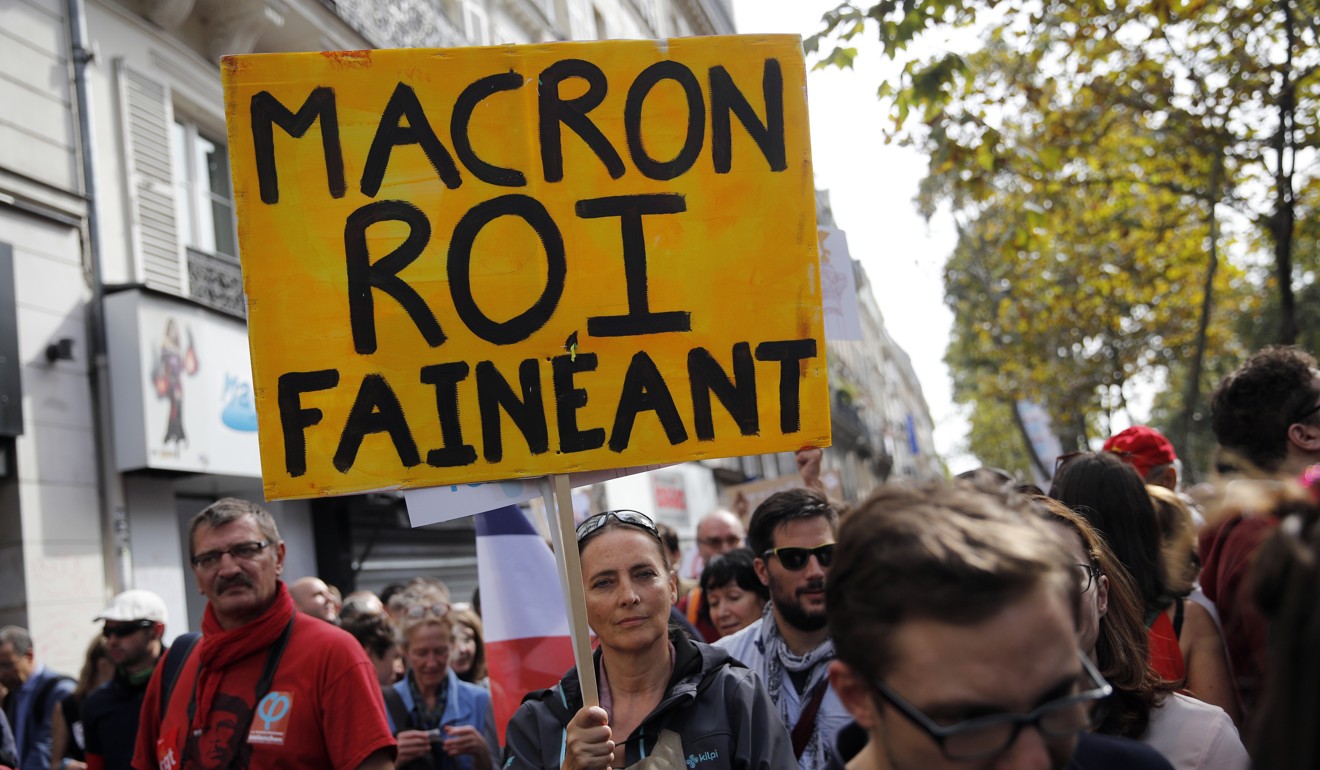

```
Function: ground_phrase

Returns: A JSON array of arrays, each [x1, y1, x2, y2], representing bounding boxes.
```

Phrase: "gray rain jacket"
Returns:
[[502, 630, 794, 770]]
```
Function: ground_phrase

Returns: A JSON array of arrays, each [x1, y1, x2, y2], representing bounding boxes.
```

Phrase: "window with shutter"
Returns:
[[117, 61, 185, 295]]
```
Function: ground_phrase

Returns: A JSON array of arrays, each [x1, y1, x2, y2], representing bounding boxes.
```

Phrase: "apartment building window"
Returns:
[[463, 0, 490, 44], [172, 119, 237, 258]]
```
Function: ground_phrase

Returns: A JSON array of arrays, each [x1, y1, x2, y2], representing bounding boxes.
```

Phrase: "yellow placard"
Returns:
[[222, 36, 829, 500]]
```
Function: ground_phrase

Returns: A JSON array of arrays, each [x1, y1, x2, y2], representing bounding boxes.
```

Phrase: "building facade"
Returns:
[[0, 0, 734, 671], [1, 0, 939, 673]]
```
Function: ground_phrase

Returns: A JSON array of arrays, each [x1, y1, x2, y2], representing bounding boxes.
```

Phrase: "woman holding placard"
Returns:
[[502, 509, 794, 770]]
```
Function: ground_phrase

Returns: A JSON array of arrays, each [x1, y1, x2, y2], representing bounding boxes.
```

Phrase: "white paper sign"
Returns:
[[403, 464, 672, 527], [819, 227, 863, 341]]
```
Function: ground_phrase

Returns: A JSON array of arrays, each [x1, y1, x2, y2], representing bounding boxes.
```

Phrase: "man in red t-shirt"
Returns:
[[1204, 346, 1320, 717], [132, 498, 397, 770]]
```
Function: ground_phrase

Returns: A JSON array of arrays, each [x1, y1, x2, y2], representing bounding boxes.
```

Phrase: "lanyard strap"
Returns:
[[183, 614, 297, 770]]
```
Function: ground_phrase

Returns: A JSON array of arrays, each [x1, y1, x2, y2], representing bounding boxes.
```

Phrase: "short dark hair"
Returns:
[[1211, 346, 1320, 472], [746, 488, 837, 557], [343, 614, 400, 660], [188, 498, 281, 556], [654, 522, 681, 556], [1050, 452, 1171, 616], [827, 481, 1076, 680], [699, 548, 768, 600], [379, 583, 407, 607]]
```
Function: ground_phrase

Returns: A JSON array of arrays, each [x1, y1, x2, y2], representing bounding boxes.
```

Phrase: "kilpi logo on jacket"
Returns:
[[686, 751, 719, 769]]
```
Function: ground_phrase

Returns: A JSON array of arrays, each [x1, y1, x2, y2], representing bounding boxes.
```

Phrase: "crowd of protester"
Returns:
[[0, 343, 1317, 769]]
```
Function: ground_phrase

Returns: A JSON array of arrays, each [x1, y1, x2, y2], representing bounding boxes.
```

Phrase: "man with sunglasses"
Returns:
[[132, 498, 395, 770], [1201, 345, 1320, 718], [82, 591, 169, 770], [824, 481, 1173, 770], [714, 489, 846, 770]]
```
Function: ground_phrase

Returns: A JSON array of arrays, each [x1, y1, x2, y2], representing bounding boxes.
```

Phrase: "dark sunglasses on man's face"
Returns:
[[763, 543, 834, 571], [102, 620, 155, 639]]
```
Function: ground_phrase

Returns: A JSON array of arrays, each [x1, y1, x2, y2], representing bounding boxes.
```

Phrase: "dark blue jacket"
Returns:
[[83, 668, 154, 770], [5, 665, 74, 770]]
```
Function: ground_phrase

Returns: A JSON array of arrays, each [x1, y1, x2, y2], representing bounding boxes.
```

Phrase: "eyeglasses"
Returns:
[[698, 534, 743, 549], [762, 543, 834, 571], [1053, 452, 1084, 477], [102, 620, 155, 638], [1077, 564, 1102, 593], [575, 510, 657, 544], [190, 540, 271, 569], [1293, 400, 1320, 424], [403, 603, 450, 620], [870, 652, 1112, 761]]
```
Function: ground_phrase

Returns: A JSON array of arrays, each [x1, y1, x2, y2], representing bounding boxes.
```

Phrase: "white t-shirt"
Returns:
[[1144, 692, 1249, 770]]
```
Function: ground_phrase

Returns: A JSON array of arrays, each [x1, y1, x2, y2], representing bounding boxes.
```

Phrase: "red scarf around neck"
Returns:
[[190, 581, 296, 736]]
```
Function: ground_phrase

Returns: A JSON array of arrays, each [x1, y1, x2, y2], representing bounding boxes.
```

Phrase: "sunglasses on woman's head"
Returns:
[[575, 509, 657, 543]]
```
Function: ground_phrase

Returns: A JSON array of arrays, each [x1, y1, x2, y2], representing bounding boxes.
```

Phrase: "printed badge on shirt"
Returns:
[[157, 725, 180, 770], [248, 691, 293, 745]]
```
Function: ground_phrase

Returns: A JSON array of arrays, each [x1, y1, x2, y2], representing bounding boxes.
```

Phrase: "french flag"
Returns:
[[475, 505, 576, 743]]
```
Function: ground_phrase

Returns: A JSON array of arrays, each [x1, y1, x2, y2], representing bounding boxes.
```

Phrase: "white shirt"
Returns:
[[1144, 692, 1249, 770]]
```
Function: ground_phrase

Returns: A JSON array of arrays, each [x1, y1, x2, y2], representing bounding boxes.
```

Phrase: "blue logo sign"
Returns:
[[686, 751, 719, 769], [256, 692, 291, 730], [220, 373, 258, 432]]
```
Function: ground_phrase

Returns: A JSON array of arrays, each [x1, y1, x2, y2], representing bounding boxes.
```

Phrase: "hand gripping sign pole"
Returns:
[[539, 474, 599, 708]]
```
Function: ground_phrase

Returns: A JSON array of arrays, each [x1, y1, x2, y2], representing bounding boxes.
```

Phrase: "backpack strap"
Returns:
[[32, 674, 74, 724], [159, 633, 201, 714], [790, 682, 828, 760], [381, 687, 412, 735]]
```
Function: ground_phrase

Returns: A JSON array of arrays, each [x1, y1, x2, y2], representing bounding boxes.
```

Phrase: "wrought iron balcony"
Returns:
[[186, 247, 246, 318]]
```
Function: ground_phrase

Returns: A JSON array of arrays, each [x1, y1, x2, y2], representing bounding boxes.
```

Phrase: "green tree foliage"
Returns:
[[964, 398, 1038, 481], [811, 0, 1317, 477]]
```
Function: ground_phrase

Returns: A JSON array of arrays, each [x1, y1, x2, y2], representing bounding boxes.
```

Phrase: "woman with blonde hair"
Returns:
[[1147, 485, 1241, 725], [449, 609, 488, 689], [385, 604, 498, 770]]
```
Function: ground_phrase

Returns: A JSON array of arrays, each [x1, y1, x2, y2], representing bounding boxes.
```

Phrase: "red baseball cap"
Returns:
[[1103, 426, 1177, 480]]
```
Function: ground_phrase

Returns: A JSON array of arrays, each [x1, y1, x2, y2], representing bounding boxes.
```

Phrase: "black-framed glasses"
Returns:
[[576, 510, 657, 544], [102, 620, 155, 638], [1078, 564, 1102, 593], [870, 652, 1112, 761], [190, 540, 271, 569], [1293, 400, 1320, 424], [763, 543, 834, 571]]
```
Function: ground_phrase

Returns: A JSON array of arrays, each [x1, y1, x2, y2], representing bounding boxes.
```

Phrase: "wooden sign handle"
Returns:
[[545, 473, 599, 708]]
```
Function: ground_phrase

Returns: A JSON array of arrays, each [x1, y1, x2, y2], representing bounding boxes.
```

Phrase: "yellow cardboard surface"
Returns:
[[222, 36, 829, 500]]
